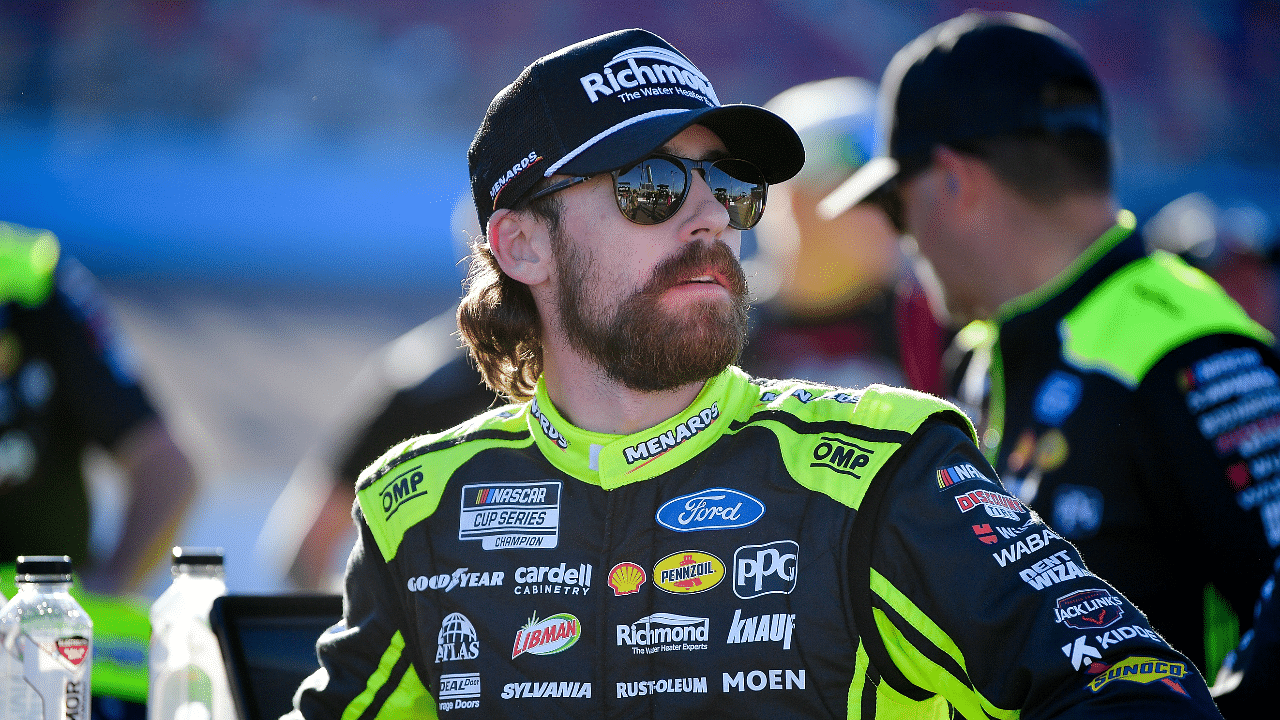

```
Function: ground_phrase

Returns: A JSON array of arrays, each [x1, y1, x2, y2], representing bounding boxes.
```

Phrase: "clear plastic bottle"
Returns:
[[148, 547, 236, 720], [0, 555, 94, 720]]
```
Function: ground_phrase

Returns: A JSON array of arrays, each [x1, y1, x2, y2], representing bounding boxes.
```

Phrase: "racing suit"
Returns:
[[288, 366, 1221, 719], [947, 211, 1280, 712]]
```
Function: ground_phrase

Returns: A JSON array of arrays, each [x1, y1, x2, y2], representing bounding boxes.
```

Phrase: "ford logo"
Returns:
[[656, 487, 765, 532]]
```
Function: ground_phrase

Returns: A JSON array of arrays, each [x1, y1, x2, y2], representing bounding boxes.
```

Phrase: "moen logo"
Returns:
[[1055, 588, 1125, 630], [655, 487, 764, 532], [608, 562, 646, 596], [811, 436, 873, 477], [733, 541, 798, 599], [578, 46, 719, 105], [511, 612, 581, 659], [380, 465, 426, 519], [530, 397, 568, 449], [624, 403, 719, 465], [1088, 656, 1187, 696], [653, 551, 724, 594]]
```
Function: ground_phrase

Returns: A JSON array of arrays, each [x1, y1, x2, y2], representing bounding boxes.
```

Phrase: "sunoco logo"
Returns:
[[379, 465, 427, 519], [511, 611, 581, 658], [578, 46, 718, 106], [530, 397, 568, 449], [655, 487, 764, 532], [458, 481, 561, 550], [653, 551, 724, 594], [1055, 588, 1124, 630], [617, 613, 709, 654], [623, 403, 719, 465]]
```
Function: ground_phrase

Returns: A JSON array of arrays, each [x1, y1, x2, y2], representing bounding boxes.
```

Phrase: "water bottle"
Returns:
[[0, 555, 94, 720], [148, 547, 235, 720]]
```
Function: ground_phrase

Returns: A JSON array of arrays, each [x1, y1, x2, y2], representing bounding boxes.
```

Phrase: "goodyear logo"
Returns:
[[380, 465, 427, 519], [811, 436, 872, 477], [654, 551, 724, 595], [1088, 656, 1187, 696]]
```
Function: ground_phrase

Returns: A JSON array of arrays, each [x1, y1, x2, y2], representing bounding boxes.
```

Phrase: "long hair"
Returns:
[[456, 193, 562, 401]]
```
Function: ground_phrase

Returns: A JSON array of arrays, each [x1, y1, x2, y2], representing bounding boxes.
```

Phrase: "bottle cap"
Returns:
[[171, 546, 225, 567], [15, 555, 73, 582]]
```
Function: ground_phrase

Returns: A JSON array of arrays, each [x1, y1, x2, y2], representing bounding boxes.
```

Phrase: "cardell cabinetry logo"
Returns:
[[655, 487, 764, 532]]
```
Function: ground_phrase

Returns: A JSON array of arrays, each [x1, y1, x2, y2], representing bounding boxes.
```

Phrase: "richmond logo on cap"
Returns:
[[578, 46, 718, 106]]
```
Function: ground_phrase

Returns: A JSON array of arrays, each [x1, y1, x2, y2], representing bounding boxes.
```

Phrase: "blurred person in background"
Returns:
[[820, 10, 1279, 716], [0, 222, 198, 717], [741, 76, 948, 395]]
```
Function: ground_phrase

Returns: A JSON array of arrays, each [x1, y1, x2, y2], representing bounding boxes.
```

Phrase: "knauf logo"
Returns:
[[578, 46, 719, 106]]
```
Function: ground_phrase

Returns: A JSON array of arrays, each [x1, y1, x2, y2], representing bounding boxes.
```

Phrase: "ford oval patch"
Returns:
[[656, 487, 765, 532]]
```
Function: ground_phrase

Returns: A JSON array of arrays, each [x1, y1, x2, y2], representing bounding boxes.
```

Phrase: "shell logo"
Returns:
[[653, 551, 724, 595], [608, 562, 647, 596]]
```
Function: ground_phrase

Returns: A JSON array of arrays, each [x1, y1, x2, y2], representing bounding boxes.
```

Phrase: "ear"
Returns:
[[487, 208, 553, 286], [932, 146, 988, 218]]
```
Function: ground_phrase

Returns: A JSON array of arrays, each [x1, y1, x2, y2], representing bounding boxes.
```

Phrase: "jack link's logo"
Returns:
[[578, 46, 719, 106]]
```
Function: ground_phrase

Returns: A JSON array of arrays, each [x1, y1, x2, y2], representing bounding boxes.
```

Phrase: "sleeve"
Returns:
[[286, 502, 437, 720], [850, 419, 1223, 719], [1136, 334, 1280, 716]]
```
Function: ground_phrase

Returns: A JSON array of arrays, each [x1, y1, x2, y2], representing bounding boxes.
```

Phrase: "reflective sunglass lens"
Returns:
[[615, 158, 687, 225], [707, 159, 765, 230]]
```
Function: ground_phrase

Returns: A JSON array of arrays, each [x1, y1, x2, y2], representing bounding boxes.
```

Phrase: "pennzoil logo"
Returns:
[[511, 611, 581, 658], [608, 562, 647, 596], [1087, 656, 1187, 696], [623, 403, 719, 466], [530, 397, 568, 449], [653, 551, 724, 594], [379, 465, 427, 519]]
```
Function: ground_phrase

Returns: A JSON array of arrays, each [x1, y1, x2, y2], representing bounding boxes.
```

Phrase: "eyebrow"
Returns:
[[655, 144, 730, 161]]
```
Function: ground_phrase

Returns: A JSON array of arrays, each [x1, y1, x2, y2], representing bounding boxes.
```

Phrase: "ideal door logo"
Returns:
[[733, 541, 798, 599]]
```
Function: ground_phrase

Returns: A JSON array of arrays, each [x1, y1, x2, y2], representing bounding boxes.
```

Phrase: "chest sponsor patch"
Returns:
[[654, 551, 724, 594], [459, 481, 561, 550], [511, 611, 581, 658], [655, 487, 764, 532], [1054, 588, 1124, 630]]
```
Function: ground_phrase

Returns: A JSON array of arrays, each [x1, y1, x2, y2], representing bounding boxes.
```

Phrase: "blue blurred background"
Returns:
[[3, 0, 1277, 594]]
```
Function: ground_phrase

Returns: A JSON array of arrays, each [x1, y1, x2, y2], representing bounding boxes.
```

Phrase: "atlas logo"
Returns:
[[1054, 588, 1124, 630], [955, 488, 1025, 521], [654, 551, 724, 594], [579, 46, 718, 105], [511, 611, 581, 659], [811, 436, 873, 478], [380, 465, 426, 519], [733, 541, 798, 599], [624, 403, 719, 465], [435, 612, 480, 663], [655, 487, 764, 532], [726, 609, 795, 650], [530, 397, 568, 449], [617, 613, 709, 654]]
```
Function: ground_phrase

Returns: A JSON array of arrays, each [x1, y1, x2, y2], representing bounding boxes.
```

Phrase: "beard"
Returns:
[[553, 233, 750, 393]]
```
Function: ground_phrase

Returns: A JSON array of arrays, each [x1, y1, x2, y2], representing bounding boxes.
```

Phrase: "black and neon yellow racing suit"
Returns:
[[287, 366, 1220, 719]]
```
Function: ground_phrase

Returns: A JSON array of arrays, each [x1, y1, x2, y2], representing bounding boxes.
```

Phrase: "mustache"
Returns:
[[640, 241, 748, 299]]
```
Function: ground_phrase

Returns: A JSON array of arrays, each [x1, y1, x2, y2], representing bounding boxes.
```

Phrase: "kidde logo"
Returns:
[[608, 562, 647, 596], [530, 397, 568, 449], [578, 46, 719, 105], [733, 541, 798, 599], [653, 551, 724, 594], [511, 612, 581, 659]]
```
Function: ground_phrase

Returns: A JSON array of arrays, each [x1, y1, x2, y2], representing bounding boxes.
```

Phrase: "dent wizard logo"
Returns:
[[655, 488, 764, 532]]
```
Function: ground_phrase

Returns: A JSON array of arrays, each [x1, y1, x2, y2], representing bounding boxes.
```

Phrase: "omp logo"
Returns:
[[624, 403, 719, 465], [733, 541, 798, 599], [511, 611, 581, 658], [530, 397, 568, 449], [1055, 588, 1125, 630], [1087, 656, 1187, 695], [489, 151, 542, 201], [655, 487, 764, 532], [811, 437, 873, 477], [722, 670, 806, 692], [380, 465, 426, 519], [936, 462, 994, 490], [579, 46, 718, 105], [654, 551, 724, 594]]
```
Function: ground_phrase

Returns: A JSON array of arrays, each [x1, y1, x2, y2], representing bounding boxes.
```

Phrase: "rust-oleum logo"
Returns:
[[380, 465, 427, 519]]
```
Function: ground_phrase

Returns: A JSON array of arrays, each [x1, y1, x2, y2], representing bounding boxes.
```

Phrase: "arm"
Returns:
[[851, 419, 1222, 718]]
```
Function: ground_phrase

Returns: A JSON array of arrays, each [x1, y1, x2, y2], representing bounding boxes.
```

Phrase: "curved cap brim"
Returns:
[[817, 156, 900, 220]]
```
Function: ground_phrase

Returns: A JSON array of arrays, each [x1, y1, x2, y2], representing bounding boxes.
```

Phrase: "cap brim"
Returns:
[[816, 156, 900, 220], [558, 104, 804, 185]]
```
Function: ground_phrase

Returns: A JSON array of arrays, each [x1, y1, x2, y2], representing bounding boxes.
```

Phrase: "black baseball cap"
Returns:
[[818, 11, 1108, 220], [469, 28, 805, 230]]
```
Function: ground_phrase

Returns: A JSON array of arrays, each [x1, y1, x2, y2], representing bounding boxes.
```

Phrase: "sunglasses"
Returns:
[[524, 153, 768, 230]]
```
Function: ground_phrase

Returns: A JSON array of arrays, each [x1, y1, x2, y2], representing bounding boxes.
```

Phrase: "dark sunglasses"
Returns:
[[524, 153, 768, 230]]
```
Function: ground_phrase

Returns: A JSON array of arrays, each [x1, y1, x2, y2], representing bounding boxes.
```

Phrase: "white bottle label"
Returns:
[[19, 634, 91, 720]]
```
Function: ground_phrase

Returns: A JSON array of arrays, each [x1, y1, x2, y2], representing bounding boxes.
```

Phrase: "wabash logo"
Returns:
[[379, 465, 427, 519], [1055, 588, 1125, 630], [811, 437, 873, 478]]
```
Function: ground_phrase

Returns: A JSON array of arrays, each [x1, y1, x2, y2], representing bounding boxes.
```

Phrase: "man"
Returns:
[[819, 11, 1278, 716], [287, 29, 1221, 719]]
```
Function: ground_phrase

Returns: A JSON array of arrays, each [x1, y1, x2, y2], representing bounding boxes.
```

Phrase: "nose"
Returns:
[[679, 167, 733, 243]]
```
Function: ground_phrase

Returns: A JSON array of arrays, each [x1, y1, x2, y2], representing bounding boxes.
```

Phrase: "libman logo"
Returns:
[[936, 462, 994, 490], [578, 46, 719, 106], [1087, 656, 1188, 696], [654, 551, 724, 594], [955, 488, 1026, 521], [624, 403, 719, 466], [511, 611, 581, 659]]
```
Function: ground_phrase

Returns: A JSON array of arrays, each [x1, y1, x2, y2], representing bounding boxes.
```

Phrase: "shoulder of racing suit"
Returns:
[[1060, 249, 1273, 388]]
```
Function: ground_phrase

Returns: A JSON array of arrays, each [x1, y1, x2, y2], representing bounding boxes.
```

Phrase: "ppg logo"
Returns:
[[733, 540, 799, 599]]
